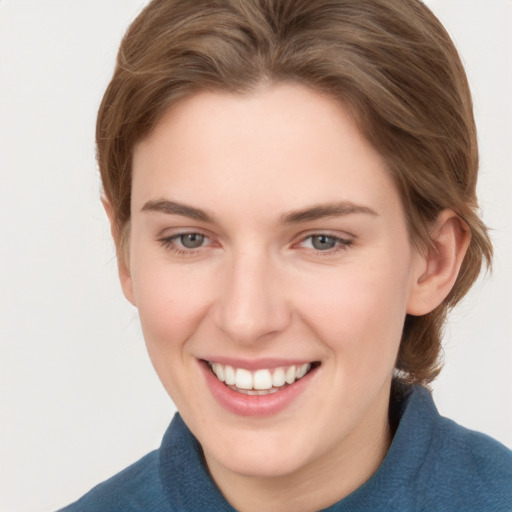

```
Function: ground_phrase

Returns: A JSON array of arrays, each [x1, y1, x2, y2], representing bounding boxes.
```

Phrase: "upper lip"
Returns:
[[200, 357, 318, 370]]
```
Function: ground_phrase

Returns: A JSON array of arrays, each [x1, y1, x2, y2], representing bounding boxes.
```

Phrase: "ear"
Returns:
[[102, 198, 136, 306], [406, 209, 471, 316]]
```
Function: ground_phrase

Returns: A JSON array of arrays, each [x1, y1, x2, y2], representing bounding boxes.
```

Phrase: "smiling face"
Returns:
[[123, 83, 426, 500]]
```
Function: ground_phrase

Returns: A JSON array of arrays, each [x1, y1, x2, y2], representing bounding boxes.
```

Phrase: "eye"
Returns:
[[310, 234, 338, 250], [298, 233, 352, 252], [158, 231, 211, 253], [176, 233, 206, 249]]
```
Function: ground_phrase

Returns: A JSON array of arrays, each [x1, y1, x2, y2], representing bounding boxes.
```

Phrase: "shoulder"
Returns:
[[429, 416, 512, 505], [57, 413, 232, 512], [57, 450, 171, 512], [420, 391, 512, 511]]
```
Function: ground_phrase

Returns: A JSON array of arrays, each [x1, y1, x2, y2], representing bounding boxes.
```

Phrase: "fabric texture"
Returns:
[[59, 386, 512, 511]]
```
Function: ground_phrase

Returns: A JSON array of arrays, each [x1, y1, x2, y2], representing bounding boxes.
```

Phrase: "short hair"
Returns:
[[97, 0, 492, 385]]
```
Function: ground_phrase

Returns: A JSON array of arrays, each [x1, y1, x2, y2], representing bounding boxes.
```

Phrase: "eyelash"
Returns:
[[157, 232, 353, 256], [158, 232, 212, 255], [296, 233, 353, 254]]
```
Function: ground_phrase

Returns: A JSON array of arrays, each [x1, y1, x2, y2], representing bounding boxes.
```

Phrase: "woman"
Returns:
[[60, 0, 512, 510]]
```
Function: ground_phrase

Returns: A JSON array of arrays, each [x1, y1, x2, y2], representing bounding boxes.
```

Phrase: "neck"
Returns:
[[205, 385, 393, 512]]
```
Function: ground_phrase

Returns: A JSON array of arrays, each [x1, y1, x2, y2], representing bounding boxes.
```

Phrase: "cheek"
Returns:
[[131, 255, 216, 354], [297, 255, 411, 367], [131, 263, 217, 408]]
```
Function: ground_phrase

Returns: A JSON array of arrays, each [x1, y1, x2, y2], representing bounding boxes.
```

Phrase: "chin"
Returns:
[[200, 422, 319, 479], [213, 447, 311, 479]]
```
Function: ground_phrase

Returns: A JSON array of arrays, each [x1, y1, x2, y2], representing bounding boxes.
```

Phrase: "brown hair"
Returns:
[[97, 0, 492, 385]]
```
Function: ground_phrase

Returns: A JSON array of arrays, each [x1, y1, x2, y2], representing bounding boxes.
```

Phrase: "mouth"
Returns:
[[206, 360, 320, 396]]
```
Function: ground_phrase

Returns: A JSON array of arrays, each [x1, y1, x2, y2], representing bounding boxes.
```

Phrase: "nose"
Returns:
[[213, 248, 291, 345]]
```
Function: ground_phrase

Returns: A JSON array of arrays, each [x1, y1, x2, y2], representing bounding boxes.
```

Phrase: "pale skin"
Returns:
[[106, 83, 470, 512]]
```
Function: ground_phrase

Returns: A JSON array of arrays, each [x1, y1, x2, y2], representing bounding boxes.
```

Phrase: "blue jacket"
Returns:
[[59, 386, 512, 511]]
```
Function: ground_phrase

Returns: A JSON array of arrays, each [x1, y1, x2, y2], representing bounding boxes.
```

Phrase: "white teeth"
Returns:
[[235, 368, 253, 389], [209, 362, 313, 392], [224, 365, 236, 385], [212, 363, 224, 382], [285, 366, 296, 384], [296, 363, 309, 379], [236, 387, 281, 396], [272, 367, 285, 387], [253, 369, 272, 390]]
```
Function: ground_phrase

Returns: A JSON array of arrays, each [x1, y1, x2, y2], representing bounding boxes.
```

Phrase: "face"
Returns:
[[125, 84, 424, 483]]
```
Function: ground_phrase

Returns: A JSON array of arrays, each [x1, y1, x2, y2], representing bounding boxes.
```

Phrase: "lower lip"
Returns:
[[200, 361, 317, 417]]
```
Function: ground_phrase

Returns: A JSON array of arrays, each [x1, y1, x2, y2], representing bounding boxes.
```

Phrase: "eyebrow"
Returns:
[[280, 201, 378, 224], [141, 198, 378, 224], [141, 199, 215, 222]]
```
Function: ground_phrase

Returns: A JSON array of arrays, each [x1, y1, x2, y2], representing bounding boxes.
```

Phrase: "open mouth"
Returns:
[[206, 361, 320, 396]]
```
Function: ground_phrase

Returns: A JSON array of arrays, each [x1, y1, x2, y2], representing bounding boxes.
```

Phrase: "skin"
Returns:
[[109, 83, 469, 512]]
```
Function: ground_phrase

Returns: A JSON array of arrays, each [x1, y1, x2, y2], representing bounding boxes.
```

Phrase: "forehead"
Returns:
[[131, 83, 402, 222]]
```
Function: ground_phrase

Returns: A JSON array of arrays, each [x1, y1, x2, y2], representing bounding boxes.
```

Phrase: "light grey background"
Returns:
[[0, 1, 510, 511]]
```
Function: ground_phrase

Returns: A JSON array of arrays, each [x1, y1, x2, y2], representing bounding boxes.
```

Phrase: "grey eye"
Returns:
[[179, 233, 205, 249], [311, 235, 337, 250]]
